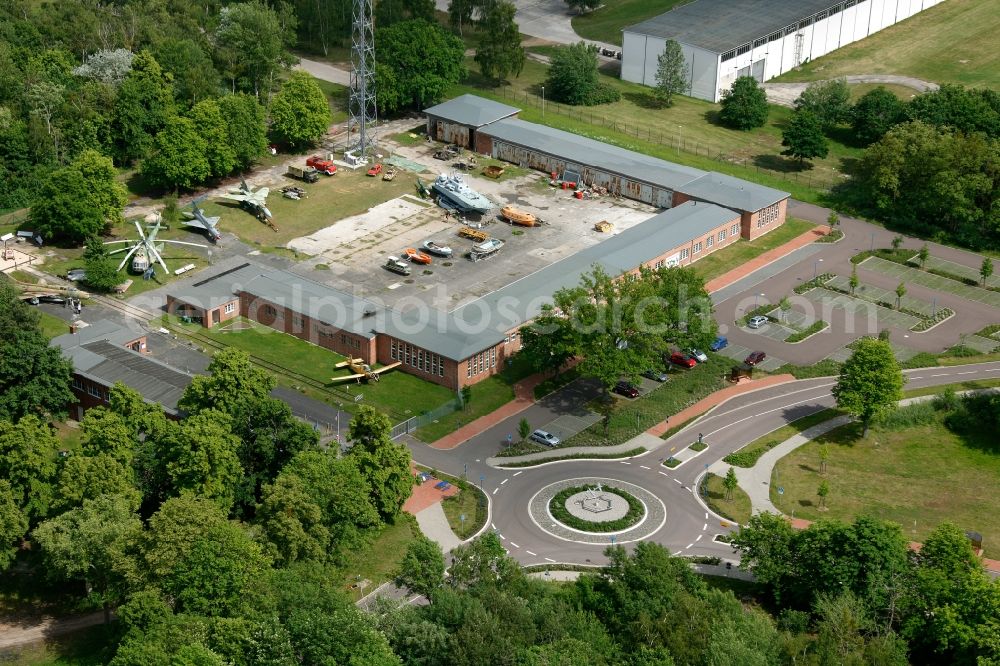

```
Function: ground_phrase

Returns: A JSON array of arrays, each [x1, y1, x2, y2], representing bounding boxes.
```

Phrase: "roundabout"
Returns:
[[529, 477, 666, 544]]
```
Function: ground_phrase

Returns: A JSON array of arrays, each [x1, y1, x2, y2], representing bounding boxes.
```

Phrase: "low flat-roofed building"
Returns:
[[423, 94, 521, 147]]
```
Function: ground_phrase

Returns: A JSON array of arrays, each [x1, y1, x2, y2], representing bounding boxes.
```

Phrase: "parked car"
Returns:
[[745, 351, 767, 366], [367, 163, 383, 177], [669, 352, 697, 369], [688, 348, 708, 362], [747, 315, 769, 329], [529, 429, 560, 447], [642, 368, 669, 382], [613, 381, 640, 398], [66, 268, 87, 282], [710, 336, 728, 351]]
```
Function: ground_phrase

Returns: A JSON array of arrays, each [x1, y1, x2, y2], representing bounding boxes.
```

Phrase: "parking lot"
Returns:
[[805, 287, 922, 330], [715, 340, 786, 372]]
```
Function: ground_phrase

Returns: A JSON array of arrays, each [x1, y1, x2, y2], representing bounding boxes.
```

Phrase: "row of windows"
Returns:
[[390, 340, 446, 377], [225, 302, 236, 314], [693, 241, 703, 255], [732, 223, 740, 237], [756, 203, 781, 228], [340, 333, 362, 350], [73, 377, 110, 402], [503, 332, 520, 345], [467, 347, 497, 378], [721, 2, 851, 62]]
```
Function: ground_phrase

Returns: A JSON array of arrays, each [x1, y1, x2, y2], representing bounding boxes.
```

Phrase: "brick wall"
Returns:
[[742, 198, 787, 240]]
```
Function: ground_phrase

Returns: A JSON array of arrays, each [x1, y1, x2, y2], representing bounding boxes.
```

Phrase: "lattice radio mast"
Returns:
[[347, 0, 377, 157]]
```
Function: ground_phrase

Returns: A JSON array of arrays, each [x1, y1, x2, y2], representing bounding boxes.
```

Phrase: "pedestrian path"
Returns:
[[705, 227, 829, 294], [414, 502, 462, 553], [429, 372, 547, 450]]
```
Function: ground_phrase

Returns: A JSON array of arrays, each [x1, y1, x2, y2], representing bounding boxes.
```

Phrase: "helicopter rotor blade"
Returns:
[[117, 244, 141, 272]]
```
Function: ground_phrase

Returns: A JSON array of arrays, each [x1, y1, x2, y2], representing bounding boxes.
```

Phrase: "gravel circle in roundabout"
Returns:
[[529, 477, 666, 544]]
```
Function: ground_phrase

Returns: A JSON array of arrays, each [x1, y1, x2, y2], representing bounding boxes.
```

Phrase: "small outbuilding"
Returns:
[[423, 94, 520, 148]]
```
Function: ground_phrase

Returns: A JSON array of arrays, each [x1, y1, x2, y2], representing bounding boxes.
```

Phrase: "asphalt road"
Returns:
[[407, 361, 1000, 566]]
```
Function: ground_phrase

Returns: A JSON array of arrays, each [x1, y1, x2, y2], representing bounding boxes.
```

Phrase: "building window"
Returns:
[[731, 223, 739, 236], [224, 302, 236, 314], [654, 259, 665, 269], [736, 43, 751, 56], [391, 340, 397, 360], [680, 248, 689, 259], [719, 229, 727, 242], [72, 377, 83, 390], [721, 50, 736, 62], [706, 235, 714, 248], [693, 242, 702, 255], [753, 37, 766, 49], [491, 347, 496, 368], [87, 384, 100, 398]]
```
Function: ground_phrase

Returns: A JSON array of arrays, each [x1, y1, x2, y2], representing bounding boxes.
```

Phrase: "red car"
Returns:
[[613, 381, 640, 398], [745, 351, 767, 366], [367, 163, 383, 177], [669, 352, 696, 369]]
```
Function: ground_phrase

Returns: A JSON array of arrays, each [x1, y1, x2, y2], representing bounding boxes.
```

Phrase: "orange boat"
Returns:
[[404, 247, 432, 264], [501, 205, 537, 227]]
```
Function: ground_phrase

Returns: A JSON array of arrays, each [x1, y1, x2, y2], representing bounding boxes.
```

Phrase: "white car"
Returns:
[[688, 348, 708, 362], [529, 429, 560, 447], [747, 315, 769, 329]]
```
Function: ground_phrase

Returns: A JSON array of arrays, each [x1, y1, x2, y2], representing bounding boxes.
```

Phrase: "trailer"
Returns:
[[458, 226, 489, 242], [469, 237, 504, 261]]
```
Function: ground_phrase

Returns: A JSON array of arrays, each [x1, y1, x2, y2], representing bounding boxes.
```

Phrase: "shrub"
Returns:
[[785, 320, 828, 343], [723, 440, 779, 467], [548, 485, 644, 532], [776, 360, 842, 379], [874, 401, 938, 430], [793, 273, 835, 294], [689, 441, 707, 452]]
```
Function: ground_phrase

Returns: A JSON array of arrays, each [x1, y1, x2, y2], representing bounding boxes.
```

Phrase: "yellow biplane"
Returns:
[[330, 358, 402, 384]]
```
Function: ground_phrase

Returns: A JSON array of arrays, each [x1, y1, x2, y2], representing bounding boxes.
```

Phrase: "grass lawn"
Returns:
[[0, 624, 118, 666], [311, 77, 349, 122], [728, 408, 842, 465], [441, 482, 488, 540], [702, 472, 752, 525], [171, 317, 455, 422], [37, 311, 70, 339], [336, 517, 418, 596], [571, 0, 690, 46], [903, 378, 1000, 399], [693, 217, 815, 283], [564, 355, 731, 447], [774, 0, 998, 88], [453, 58, 856, 202], [847, 82, 923, 102], [771, 416, 1000, 557], [413, 375, 514, 442]]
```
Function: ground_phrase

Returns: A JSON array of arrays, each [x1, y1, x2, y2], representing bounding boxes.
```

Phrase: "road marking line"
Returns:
[[703, 523, 707, 531], [510, 542, 519, 548], [929, 373, 947, 377], [704, 394, 833, 438], [526, 550, 537, 556], [492, 487, 499, 495], [911, 376, 923, 380], [620, 461, 631, 465], [704, 513, 708, 520], [501, 478, 508, 485], [673, 478, 683, 485], [696, 534, 703, 542], [545, 557, 556, 563], [658, 471, 669, 477], [499, 533, 505, 540], [491, 522, 496, 530], [686, 543, 694, 549], [513, 471, 522, 476], [639, 465, 650, 469], [673, 550, 682, 555], [957, 371, 976, 375]]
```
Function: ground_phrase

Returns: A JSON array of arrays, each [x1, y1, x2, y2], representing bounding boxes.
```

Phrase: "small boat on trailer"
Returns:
[[500, 205, 537, 227], [404, 247, 432, 264], [422, 240, 453, 257]]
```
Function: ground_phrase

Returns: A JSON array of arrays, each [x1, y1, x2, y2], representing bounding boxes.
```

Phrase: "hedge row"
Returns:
[[549, 485, 644, 533]]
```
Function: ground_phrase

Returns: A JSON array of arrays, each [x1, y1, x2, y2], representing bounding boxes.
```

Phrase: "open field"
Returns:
[[172, 317, 455, 421], [775, 0, 999, 88], [453, 58, 857, 202], [414, 376, 514, 442], [0, 623, 117, 665], [702, 472, 752, 525], [571, 0, 690, 46], [771, 415, 1000, 557], [336, 517, 419, 596], [692, 218, 814, 283]]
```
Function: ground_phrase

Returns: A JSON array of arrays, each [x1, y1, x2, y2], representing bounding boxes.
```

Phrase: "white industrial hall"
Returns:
[[620, 0, 946, 102]]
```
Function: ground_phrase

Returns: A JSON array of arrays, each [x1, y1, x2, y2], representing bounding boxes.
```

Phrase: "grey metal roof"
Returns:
[[676, 172, 787, 212], [480, 118, 706, 191], [53, 320, 193, 414], [379, 311, 502, 361], [451, 201, 739, 337], [168, 262, 258, 306], [423, 94, 521, 128], [624, 0, 844, 53]]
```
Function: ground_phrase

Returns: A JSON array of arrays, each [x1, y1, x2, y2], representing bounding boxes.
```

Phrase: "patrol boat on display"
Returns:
[[432, 173, 493, 214]]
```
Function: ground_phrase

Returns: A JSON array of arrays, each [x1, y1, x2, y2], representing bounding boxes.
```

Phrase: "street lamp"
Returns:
[[676, 125, 683, 156], [755, 292, 765, 308], [541, 86, 545, 117], [337, 403, 343, 444], [813, 258, 824, 279], [871, 232, 875, 251]]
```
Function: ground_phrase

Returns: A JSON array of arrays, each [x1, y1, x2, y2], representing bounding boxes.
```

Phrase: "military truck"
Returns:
[[287, 164, 319, 183]]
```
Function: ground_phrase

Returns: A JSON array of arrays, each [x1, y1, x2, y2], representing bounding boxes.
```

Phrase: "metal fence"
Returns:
[[391, 397, 463, 439], [496, 86, 839, 192]]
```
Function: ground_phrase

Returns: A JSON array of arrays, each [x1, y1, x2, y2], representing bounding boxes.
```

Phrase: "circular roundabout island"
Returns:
[[529, 477, 666, 544]]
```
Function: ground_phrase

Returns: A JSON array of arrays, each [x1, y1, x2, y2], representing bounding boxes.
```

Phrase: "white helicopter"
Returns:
[[104, 218, 208, 274]]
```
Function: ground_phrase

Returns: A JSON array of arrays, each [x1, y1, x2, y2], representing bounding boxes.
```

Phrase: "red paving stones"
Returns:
[[646, 374, 796, 437], [403, 474, 459, 515], [428, 371, 550, 450], [705, 227, 829, 294]]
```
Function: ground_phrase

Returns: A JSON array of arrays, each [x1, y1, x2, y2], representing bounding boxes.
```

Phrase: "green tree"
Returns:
[[894, 282, 906, 309], [215, 0, 295, 98], [818, 443, 829, 475], [719, 76, 768, 130], [218, 93, 267, 170], [348, 407, 413, 521], [29, 149, 127, 243], [32, 493, 141, 622], [449, 532, 519, 588], [280, 451, 381, 541], [564, 0, 601, 12], [653, 40, 687, 107], [160, 409, 243, 511], [981, 257, 994, 286], [852, 86, 906, 145], [269, 71, 331, 148], [832, 338, 904, 437], [817, 479, 829, 510], [189, 99, 237, 179], [460, 385, 472, 410], [918, 243, 930, 268], [518, 417, 531, 441], [378, 20, 467, 112], [794, 78, 851, 131], [827, 210, 840, 234], [545, 42, 619, 106], [850, 265, 859, 295], [474, 1, 525, 83], [395, 535, 445, 596], [891, 235, 903, 250], [111, 50, 175, 163], [778, 296, 790, 323], [723, 467, 737, 501], [180, 348, 274, 415], [141, 115, 211, 191], [375, 0, 436, 27], [0, 482, 27, 571], [519, 305, 581, 375], [82, 235, 120, 292], [154, 39, 220, 106], [0, 414, 57, 521], [257, 473, 330, 566], [53, 453, 138, 512], [448, 0, 476, 36], [781, 109, 829, 167], [906, 83, 1000, 138]]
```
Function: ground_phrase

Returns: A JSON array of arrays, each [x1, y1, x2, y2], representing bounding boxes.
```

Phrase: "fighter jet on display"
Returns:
[[181, 198, 222, 242], [219, 177, 272, 223]]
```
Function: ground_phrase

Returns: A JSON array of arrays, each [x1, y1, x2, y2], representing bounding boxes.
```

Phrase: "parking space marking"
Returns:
[[686, 543, 694, 549], [696, 534, 702, 542], [492, 487, 499, 495], [510, 542, 519, 549], [526, 550, 537, 556], [659, 471, 669, 477], [545, 557, 556, 563], [513, 471, 522, 476], [500, 478, 508, 485], [703, 523, 707, 530], [639, 465, 650, 470]]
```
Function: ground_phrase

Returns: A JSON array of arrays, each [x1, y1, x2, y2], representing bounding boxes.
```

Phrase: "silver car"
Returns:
[[529, 429, 560, 447], [747, 315, 769, 329], [688, 349, 708, 362]]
